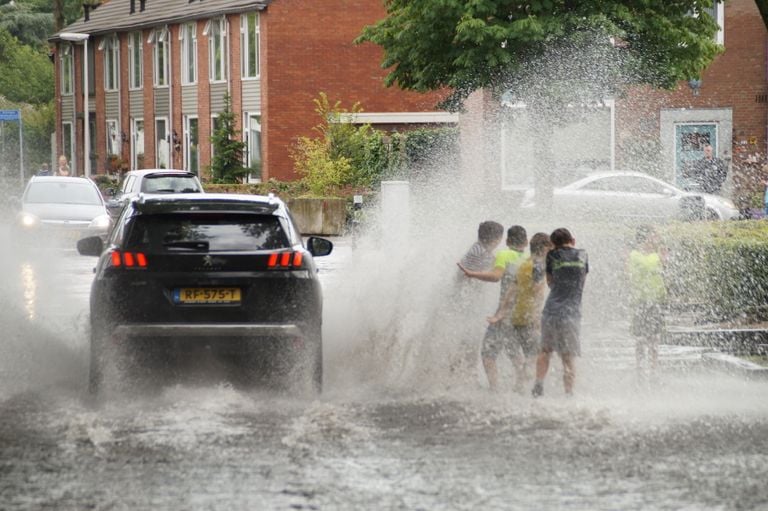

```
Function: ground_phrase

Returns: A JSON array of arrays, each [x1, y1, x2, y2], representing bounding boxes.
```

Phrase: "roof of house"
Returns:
[[51, 0, 270, 41]]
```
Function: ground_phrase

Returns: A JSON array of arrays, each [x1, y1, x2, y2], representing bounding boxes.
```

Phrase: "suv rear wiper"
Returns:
[[162, 240, 209, 251]]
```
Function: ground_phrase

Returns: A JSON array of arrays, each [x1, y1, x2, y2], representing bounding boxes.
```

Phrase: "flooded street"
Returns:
[[1, 232, 768, 510]]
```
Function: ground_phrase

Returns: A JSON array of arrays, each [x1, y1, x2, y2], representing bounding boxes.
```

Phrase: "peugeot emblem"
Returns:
[[202, 255, 214, 267]]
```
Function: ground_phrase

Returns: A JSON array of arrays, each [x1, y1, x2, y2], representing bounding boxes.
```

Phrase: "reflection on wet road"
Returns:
[[1, 234, 767, 510]]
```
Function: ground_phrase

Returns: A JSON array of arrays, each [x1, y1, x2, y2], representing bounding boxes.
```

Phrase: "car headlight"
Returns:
[[89, 214, 111, 230], [18, 212, 39, 228]]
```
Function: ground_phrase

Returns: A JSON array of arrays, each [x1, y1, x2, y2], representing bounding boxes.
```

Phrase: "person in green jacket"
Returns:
[[628, 225, 668, 382]]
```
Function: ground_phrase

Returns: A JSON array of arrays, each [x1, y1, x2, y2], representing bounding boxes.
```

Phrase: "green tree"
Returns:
[[0, 29, 54, 105], [359, 1, 723, 202], [209, 94, 248, 184], [358, 0, 722, 107], [0, 2, 53, 48]]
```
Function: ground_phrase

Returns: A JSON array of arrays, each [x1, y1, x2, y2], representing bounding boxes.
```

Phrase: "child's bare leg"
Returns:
[[535, 351, 551, 381], [561, 353, 575, 395], [482, 356, 499, 391], [512, 354, 525, 392]]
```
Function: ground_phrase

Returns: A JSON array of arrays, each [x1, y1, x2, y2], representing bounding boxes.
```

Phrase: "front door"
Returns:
[[674, 123, 717, 188]]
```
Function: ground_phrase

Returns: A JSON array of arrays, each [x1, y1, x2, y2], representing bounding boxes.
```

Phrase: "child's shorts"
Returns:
[[481, 322, 539, 359], [540, 314, 581, 356], [630, 303, 665, 338]]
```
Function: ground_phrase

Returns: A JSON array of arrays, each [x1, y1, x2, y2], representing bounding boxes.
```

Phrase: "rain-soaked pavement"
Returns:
[[1, 228, 768, 510]]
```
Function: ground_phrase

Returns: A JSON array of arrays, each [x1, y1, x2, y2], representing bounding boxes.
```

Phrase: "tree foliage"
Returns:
[[209, 94, 248, 183], [291, 93, 398, 196], [358, 0, 723, 108], [0, 29, 54, 105]]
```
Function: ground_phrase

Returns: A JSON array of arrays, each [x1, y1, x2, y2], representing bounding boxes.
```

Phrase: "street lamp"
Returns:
[[59, 32, 90, 178]]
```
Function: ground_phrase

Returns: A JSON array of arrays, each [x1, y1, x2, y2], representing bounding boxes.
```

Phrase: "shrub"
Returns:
[[660, 221, 768, 321]]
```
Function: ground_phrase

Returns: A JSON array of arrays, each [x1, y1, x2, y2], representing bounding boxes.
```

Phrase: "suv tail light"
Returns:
[[267, 251, 303, 269], [110, 250, 148, 269]]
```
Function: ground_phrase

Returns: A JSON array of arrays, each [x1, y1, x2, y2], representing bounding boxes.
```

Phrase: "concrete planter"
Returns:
[[286, 197, 346, 236]]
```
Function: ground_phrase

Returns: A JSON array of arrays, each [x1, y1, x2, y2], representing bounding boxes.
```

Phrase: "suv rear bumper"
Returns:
[[113, 323, 304, 339]]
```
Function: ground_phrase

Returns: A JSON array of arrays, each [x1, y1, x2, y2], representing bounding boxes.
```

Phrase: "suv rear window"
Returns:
[[140, 175, 202, 194], [125, 214, 289, 252]]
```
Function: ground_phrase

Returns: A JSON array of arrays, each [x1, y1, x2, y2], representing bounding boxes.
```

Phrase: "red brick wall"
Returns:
[[197, 21, 211, 179], [94, 39, 106, 175], [142, 29, 156, 169], [119, 34, 131, 166], [170, 25, 183, 170], [229, 13, 243, 134], [618, 0, 768, 167], [262, 0, 448, 181], [73, 46, 83, 176]]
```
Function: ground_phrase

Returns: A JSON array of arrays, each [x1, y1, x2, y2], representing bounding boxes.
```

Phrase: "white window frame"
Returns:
[[151, 28, 170, 87], [155, 117, 170, 168], [128, 31, 143, 90], [184, 115, 199, 174], [243, 112, 262, 182], [180, 22, 197, 85], [206, 17, 228, 83], [106, 119, 120, 156], [62, 121, 74, 168], [60, 44, 73, 95], [131, 117, 145, 169], [102, 35, 119, 91], [240, 12, 260, 79]]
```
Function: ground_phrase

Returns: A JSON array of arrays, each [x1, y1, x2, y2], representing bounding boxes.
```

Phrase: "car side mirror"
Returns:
[[307, 236, 333, 257], [105, 187, 116, 197], [77, 235, 104, 257]]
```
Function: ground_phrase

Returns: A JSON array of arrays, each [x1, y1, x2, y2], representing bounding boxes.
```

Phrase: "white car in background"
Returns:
[[521, 171, 740, 221], [16, 176, 112, 244]]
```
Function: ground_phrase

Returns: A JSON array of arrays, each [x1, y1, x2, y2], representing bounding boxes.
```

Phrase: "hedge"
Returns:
[[659, 221, 768, 321]]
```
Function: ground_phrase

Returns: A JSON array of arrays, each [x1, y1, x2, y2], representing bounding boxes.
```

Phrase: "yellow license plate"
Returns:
[[174, 287, 241, 304]]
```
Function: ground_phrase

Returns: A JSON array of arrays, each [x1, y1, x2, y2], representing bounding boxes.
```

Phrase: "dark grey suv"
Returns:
[[77, 193, 332, 395]]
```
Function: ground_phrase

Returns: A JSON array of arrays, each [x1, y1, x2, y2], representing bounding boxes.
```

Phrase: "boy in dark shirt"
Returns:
[[532, 228, 589, 397]]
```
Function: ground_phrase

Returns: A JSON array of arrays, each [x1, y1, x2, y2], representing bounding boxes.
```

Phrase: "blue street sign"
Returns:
[[0, 109, 21, 121]]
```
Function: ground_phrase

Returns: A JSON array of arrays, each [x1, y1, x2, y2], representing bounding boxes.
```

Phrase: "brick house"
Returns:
[[469, 0, 767, 209], [52, 0, 455, 181]]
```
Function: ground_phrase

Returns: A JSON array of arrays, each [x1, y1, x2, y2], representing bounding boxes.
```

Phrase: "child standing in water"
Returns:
[[486, 232, 553, 392], [628, 225, 667, 383], [451, 221, 505, 377], [532, 228, 589, 398], [459, 226, 528, 391]]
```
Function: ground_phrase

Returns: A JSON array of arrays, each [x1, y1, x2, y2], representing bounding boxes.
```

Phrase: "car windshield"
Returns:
[[125, 214, 289, 252], [140, 175, 201, 194], [24, 181, 103, 205]]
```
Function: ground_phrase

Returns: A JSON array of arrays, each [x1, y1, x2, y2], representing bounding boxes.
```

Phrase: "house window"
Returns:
[[62, 121, 74, 166], [206, 17, 228, 82], [103, 35, 119, 91], [181, 22, 197, 85], [703, 1, 725, 45], [128, 31, 143, 90], [240, 13, 259, 79], [152, 28, 169, 87], [106, 119, 120, 157], [156, 117, 169, 168], [210, 114, 220, 160], [244, 113, 262, 182], [131, 118, 145, 169], [60, 44, 73, 95], [184, 115, 199, 174]]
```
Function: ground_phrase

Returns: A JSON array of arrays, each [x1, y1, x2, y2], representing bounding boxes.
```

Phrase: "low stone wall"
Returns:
[[286, 197, 346, 236]]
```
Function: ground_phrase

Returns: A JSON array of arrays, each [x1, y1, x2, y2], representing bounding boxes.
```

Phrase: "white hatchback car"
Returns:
[[16, 176, 112, 243], [521, 171, 740, 221]]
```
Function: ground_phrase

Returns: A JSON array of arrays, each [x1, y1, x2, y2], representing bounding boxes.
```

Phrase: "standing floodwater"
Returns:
[[0, 221, 767, 509]]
